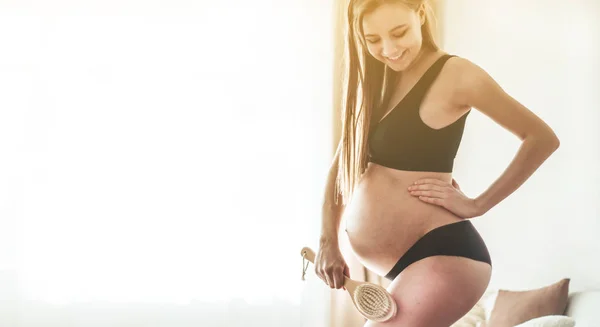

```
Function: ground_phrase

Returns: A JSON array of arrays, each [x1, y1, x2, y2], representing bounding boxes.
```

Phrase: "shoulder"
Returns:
[[441, 56, 498, 107], [440, 55, 560, 143]]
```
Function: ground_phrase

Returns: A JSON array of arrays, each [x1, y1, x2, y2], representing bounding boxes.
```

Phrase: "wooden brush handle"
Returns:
[[300, 247, 316, 263], [300, 246, 361, 293], [301, 246, 397, 322]]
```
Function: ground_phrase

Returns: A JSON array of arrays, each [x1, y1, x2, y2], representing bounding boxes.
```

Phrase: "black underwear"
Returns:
[[385, 220, 492, 281]]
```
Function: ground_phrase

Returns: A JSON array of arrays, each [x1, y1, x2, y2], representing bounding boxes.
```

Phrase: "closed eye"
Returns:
[[365, 31, 407, 44]]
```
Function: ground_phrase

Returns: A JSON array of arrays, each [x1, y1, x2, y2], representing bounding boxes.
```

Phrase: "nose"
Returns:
[[381, 39, 399, 57]]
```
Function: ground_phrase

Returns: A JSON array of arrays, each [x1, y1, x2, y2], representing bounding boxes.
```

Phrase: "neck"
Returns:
[[401, 47, 443, 78]]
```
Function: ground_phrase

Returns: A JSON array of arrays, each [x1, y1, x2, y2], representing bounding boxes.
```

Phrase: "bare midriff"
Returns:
[[343, 162, 464, 277]]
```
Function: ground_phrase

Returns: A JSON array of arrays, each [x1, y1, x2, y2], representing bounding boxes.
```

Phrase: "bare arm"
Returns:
[[474, 137, 558, 215], [319, 140, 346, 246], [456, 58, 561, 215], [314, 140, 351, 289]]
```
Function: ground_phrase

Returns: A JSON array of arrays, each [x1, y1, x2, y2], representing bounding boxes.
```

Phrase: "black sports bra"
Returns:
[[368, 54, 470, 173]]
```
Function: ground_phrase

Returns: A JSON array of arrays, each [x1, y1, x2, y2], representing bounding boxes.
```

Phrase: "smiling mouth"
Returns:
[[385, 50, 406, 62]]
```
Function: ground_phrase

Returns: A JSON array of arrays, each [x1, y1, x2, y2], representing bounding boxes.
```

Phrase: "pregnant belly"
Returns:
[[342, 163, 464, 276]]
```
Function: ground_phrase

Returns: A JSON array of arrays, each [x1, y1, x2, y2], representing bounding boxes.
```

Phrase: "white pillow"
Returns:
[[481, 290, 498, 321], [514, 315, 576, 327]]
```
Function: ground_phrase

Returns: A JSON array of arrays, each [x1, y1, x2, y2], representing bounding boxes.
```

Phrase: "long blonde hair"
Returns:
[[335, 0, 440, 205]]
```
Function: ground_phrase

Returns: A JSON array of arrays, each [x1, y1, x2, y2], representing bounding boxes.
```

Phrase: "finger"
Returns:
[[316, 266, 328, 285], [418, 196, 444, 206], [410, 190, 446, 198], [315, 266, 324, 283], [333, 269, 344, 289], [410, 184, 445, 192], [323, 269, 334, 288], [452, 179, 461, 189], [413, 178, 447, 186]]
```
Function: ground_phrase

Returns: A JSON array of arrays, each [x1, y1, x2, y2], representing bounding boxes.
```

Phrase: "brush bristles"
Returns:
[[354, 284, 396, 322]]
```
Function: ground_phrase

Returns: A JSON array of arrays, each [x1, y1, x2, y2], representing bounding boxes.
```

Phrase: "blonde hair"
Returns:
[[335, 0, 440, 205]]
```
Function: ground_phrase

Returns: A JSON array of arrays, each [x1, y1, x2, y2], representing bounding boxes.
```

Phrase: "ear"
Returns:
[[418, 3, 426, 26]]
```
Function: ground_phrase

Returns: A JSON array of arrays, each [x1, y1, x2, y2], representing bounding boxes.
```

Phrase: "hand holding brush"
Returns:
[[301, 246, 398, 322]]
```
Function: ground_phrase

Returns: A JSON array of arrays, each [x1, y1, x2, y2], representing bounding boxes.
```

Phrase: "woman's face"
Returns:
[[361, 2, 425, 71]]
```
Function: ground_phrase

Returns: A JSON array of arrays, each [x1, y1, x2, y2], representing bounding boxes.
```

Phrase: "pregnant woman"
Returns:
[[315, 1, 561, 326]]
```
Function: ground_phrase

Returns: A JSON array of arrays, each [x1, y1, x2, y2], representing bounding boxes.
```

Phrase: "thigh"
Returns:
[[364, 256, 492, 327]]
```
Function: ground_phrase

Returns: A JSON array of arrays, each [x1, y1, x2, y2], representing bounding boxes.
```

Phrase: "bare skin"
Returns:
[[316, 2, 560, 326], [342, 50, 492, 327], [343, 49, 471, 274]]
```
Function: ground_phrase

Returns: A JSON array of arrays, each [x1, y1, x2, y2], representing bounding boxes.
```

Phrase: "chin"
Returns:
[[387, 63, 406, 72], [385, 58, 411, 72]]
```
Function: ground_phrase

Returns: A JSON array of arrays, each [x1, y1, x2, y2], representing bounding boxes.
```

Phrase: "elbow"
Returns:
[[552, 137, 560, 151], [524, 132, 560, 154], [547, 131, 560, 151], [546, 124, 561, 150], [544, 135, 560, 153], [544, 135, 561, 154], [527, 127, 560, 151]]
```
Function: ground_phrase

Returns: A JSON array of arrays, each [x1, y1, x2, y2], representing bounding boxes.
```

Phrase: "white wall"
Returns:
[[0, 0, 334, 326], [440, 0, 600, 292]]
